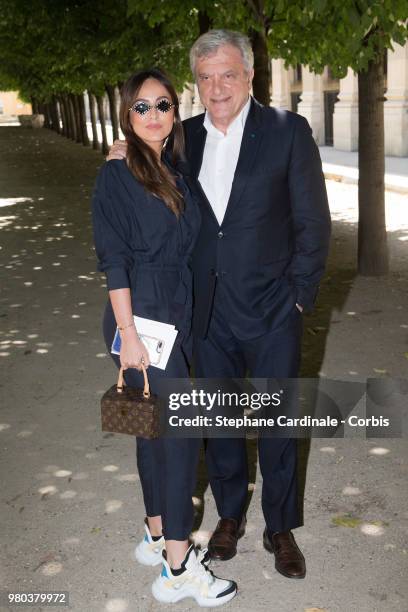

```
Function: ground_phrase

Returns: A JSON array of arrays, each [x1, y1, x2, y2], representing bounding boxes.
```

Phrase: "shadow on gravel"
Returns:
[[297, 236, 358, 525]]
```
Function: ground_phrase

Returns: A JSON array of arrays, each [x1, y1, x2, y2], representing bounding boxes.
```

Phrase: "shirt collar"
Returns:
[[203, 96, 251, 137]]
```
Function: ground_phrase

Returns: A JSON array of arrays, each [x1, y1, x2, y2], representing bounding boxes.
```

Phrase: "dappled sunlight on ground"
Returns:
[[105, 599, 129, 612], [41, 562, 63, 576], [326, 180, 408, 233], [342, 486, 361, 495], [369, 446, 391, 455], [361, 523, 385, 536], [103, 465, 119, 472], [0, 196, 34, 208], [1, 127, 406, 612], [105, 499, 123, 513]]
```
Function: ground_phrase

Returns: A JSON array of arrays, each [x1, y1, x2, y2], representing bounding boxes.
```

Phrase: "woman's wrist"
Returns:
[[119, 325, 139, 338], [118, 320, 135, 331]]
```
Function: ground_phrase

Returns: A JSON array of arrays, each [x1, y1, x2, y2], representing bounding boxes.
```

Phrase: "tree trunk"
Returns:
[[71, 94, 82, 143], [31, 98, 39, 114], [96, 94, 109, 155], [48, 101, 55, 131], [55, 98, 62, 133], [105, 84, 119, 142], [68, 95, 77, 141], [88, 92, 100, 150], [76, 93, 90, 146], [59, 97, 66, 136], [50, 97, 60, 133], [198, 11, 212, 34], [357, 56, 388, 275], [251, 28, 270, 105], [47, 102, 54, 131], [62, 95, 73, 139], [38, 103, 45, 123], [46, 104, 52, 129], [40, 103, 51, 129], [58, 97, 67, 137]]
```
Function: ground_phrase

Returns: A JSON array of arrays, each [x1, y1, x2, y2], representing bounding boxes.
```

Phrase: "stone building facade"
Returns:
[[0, 91, 31, 119]]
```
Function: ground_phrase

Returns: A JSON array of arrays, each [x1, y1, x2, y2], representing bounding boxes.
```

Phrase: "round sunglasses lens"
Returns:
[[156, 100, 172, 113], [134, 102, 149, 115]]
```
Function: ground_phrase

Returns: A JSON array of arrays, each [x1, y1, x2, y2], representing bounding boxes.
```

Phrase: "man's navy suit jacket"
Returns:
[[181, 97, 331, 340]]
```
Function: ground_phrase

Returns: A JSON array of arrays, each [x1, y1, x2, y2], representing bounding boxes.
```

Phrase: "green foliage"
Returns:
[[0, 0, 407, 102], [0, 0, 195, 102], [262, 0, 408, 76]]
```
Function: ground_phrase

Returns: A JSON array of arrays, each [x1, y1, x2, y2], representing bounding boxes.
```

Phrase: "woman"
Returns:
[[91, 69, 237, 606]]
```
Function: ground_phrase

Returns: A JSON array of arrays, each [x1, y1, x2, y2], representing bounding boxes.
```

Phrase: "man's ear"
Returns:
[[247, 69, 255, 87]]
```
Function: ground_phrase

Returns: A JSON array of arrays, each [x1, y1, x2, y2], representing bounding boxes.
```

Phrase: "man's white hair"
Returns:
[[190, 29, 254, 75]]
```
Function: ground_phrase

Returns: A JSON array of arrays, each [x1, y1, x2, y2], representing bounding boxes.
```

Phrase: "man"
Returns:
[[109, 29, 331, 579]]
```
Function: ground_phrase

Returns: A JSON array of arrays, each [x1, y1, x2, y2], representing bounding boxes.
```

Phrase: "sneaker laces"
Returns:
[[192, 549, 216, 595], [166, 549, 216, 598], [197, 547, 211, 567]]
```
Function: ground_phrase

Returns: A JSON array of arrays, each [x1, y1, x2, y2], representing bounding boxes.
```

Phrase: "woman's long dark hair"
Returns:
[[120, 68, 185, 216]]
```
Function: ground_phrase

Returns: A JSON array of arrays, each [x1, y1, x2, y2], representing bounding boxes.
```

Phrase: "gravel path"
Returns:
[[0, 127, 407, 612]]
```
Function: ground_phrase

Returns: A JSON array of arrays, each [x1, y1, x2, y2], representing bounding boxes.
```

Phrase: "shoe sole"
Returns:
[[263, 535, 306, 579], [275, 567, 306, 579], [207, 545, 237, 562], [152, 582, 237, 607]]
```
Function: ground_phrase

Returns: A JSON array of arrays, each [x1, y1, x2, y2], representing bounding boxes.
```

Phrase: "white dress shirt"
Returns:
[[198, 97, 251, 226]]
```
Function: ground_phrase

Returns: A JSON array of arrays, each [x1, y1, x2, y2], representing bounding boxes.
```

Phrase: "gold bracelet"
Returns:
[[118, 321, 134, 331]]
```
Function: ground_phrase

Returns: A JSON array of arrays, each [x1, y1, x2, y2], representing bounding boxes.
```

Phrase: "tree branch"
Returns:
[[246, 0, 265, 27]]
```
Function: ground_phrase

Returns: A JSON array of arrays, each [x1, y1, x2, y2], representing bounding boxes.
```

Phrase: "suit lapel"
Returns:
[[222, 98, 263, 225], [188, 122, 207, 180]]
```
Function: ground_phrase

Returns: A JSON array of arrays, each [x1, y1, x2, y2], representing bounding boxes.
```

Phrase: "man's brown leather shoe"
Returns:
[[263, 529, 306, 579], [208, 516, 247, 561]]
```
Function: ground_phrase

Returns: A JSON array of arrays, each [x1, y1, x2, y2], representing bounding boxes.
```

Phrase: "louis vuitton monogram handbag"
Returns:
[[101, 364, 160, 439]]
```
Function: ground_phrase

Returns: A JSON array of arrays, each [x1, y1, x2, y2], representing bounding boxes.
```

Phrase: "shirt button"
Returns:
[[218, 231, 224, 238]]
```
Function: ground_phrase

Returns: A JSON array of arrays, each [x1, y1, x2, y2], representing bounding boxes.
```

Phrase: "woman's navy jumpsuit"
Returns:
[[92, 158, 201, 540]]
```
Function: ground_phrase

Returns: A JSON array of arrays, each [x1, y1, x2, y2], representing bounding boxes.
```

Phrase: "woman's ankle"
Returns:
[[147, 515, 162, 537], [166, 540, 190, 569]]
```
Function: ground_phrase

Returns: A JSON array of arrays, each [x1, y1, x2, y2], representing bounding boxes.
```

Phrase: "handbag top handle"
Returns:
[[116, 364, 150, 399]]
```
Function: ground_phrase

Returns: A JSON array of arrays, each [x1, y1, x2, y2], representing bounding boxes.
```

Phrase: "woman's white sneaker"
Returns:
[[134, 520, 165, 566], [151, 544, 237, 607]]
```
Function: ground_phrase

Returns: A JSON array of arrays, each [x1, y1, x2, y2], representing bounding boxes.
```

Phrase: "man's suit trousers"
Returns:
[[194, 290, 302, 533]]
